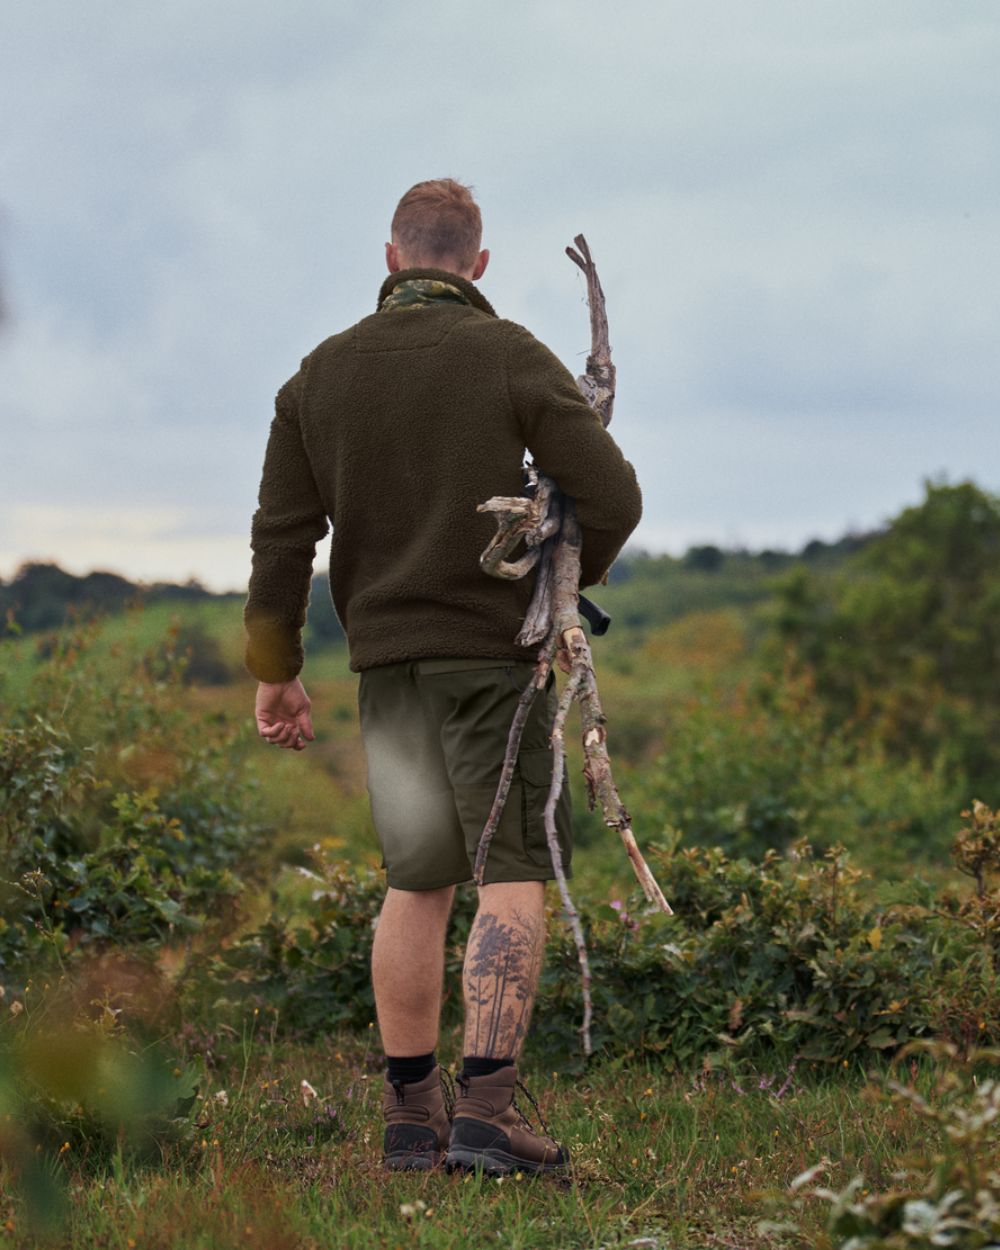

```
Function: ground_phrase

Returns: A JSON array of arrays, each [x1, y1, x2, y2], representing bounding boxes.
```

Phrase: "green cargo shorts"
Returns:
[[357, 658, 573, 891]]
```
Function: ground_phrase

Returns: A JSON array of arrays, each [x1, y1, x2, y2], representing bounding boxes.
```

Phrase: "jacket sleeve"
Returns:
[[244, 373, 330, 682], [505, 324, 642, 587]]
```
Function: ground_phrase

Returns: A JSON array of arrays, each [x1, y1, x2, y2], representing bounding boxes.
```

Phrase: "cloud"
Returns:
[[2, 0, 999, 585]]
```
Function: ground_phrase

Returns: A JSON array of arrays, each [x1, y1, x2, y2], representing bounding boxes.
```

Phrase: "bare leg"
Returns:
[[463, 881, 546, 1059], [372, 884, 455, 1056]]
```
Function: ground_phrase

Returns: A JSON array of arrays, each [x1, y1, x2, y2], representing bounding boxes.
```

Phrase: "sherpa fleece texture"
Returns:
[[244, 267, 643, 680]]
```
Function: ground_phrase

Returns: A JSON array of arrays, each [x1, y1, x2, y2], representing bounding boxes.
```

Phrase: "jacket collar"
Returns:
[[376, 267, 498, 318]]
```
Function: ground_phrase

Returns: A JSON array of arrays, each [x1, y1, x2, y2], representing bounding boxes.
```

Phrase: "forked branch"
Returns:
[[565, 234, 616, 429]]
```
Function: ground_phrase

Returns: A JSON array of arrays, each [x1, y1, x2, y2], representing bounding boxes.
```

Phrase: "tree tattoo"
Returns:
[[463, 908, 544, 1059]]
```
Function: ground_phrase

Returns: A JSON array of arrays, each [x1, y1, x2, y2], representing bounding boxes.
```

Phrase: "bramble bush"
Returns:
[[0, 619, 269, 981], [208, 857, 390, 1035], [534, 838, 952, 1067], [202, 805, 1000, 1069]]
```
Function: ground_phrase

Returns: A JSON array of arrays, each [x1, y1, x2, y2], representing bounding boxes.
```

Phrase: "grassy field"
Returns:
[[2, 1021, 934, 1250]]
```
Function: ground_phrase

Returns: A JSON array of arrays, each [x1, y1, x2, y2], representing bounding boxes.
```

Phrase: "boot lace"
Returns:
[[440, 1067, 456, 1120], [513, 1077, 555, 1140]]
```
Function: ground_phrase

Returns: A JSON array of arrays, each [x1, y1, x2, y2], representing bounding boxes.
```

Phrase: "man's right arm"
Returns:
[[504, 325, 643, 586], [244, 373, 330, 682]]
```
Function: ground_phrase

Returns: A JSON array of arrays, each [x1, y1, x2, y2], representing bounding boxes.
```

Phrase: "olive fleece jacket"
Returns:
[[244, 267, 643, 680]]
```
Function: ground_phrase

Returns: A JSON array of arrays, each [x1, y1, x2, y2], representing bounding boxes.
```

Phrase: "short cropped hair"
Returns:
[[391, 179, 482, 269]]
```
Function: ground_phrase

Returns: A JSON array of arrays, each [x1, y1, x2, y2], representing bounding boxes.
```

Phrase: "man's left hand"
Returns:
[[255, 678, 315, 751]]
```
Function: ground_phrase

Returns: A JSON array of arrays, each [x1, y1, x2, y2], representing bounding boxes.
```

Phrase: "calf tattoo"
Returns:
[[464, 909, 544, 1058]]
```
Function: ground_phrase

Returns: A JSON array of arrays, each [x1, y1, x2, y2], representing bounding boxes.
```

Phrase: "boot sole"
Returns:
[[382, 1151, 442, 1172], [445, 1147, 566, 1177]]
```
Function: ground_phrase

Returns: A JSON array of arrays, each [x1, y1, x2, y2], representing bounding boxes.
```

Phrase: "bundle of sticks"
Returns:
[[474, 236, 672, 1056]]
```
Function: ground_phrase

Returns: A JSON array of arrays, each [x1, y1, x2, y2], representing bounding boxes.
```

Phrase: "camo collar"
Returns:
[[380, 278, 470, 312], [376, 267, 498, 317]]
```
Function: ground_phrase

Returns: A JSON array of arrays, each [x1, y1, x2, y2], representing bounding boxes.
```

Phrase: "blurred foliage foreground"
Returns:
[[1, 480, 1000, 1244]]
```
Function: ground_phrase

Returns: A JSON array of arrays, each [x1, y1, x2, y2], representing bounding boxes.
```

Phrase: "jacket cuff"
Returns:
[[244, 618, 304, 683]]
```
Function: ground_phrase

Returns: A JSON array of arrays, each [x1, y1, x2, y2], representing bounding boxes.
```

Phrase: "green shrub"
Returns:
[[170, 619, 235, 685], [211, 858, 388, 1033], [0, 622, 268, 980], [768, 1042, 1000, 1248], [534, 839, 947, 1067], [629, 669, 960, 864], [204, 812, 1000, 1068]]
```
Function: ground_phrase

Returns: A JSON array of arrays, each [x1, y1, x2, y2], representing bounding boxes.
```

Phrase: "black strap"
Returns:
[[578, 594, 611, 636]]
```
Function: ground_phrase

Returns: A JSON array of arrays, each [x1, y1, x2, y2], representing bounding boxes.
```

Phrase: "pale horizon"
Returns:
[[1, 471, 970, 597]]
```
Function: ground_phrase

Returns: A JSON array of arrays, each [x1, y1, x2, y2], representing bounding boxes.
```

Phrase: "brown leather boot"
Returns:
[[381, 1065, 452, 1171], [445, 1066, 569, 1176]]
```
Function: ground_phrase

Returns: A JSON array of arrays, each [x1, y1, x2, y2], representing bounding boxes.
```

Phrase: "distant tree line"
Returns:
[[2, 538, 866, 644], [0, 562, 226, 635], [611, 530, 874, 582], [772, 479, 1000, 793]]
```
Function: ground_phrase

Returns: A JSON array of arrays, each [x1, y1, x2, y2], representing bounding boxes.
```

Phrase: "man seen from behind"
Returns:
[[244, 178, 642, 1174]]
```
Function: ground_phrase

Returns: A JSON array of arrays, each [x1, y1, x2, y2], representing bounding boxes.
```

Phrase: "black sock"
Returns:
[[462, 1055, 514, 1078], [386, 1052, 436, 1085]]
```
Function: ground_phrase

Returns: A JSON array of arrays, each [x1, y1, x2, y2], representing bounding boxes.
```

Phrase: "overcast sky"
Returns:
[[2, 1, 998, 591]]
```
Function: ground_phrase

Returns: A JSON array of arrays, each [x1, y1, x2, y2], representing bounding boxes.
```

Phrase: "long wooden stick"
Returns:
[[475, 236, 671, 908], [474, 236, 672, 1054]]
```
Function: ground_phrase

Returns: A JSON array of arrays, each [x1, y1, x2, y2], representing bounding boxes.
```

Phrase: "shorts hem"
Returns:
[[383, 866, 573, 890], [384, 872, 472, 892], [478, 865, 573, 885]]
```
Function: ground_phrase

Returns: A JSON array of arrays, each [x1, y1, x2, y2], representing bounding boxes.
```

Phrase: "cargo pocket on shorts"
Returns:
[[518, 746, 571, 871]]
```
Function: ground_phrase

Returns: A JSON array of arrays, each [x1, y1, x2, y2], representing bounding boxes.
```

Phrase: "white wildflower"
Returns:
[[789, 1160, 829, 1193]]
